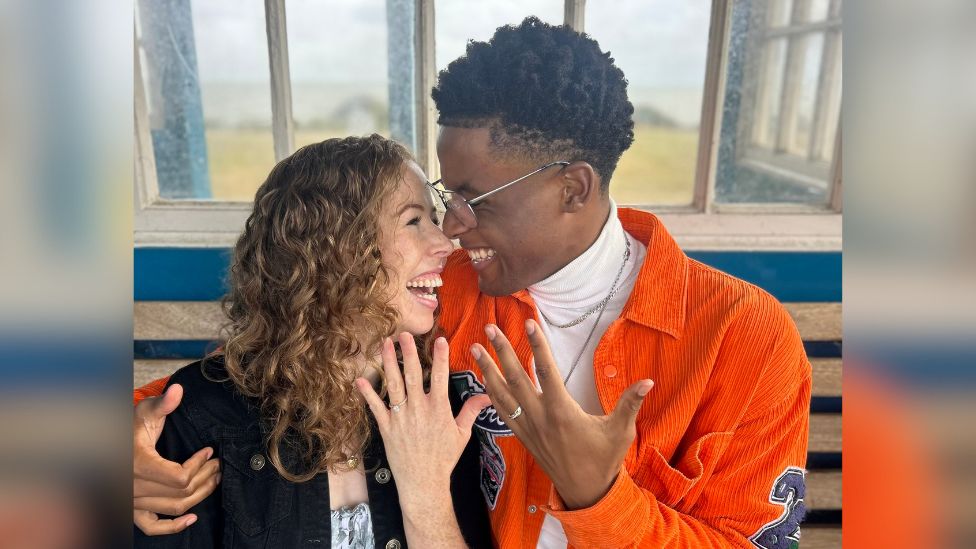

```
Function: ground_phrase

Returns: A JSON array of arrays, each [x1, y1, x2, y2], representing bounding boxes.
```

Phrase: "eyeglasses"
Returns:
[[425, 161, 570, 229]]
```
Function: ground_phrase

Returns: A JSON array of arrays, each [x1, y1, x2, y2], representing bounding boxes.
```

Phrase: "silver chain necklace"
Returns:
[[538, 235, 632, 384], [539, 235, 631, 329], [559, 295, 612, 384]]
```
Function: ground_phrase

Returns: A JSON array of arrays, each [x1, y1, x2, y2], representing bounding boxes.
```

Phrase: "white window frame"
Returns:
[[732, 0, 843, 202], [134, 0, 841, 251]]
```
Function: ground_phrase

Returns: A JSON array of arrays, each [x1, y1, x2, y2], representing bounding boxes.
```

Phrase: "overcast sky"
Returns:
[[183, 0, 710, 90]]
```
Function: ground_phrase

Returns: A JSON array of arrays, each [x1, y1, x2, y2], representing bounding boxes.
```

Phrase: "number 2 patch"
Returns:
[[750, 467, 807, 549]]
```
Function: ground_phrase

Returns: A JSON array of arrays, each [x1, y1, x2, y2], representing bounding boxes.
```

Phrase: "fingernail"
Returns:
[[525, 320, 536, 335], [485, 325, 496, 340], [185, 515, 197, 527], [437, 336, 447, 345], [637, 381, 654, 397], [205, 447, 213, 460], [470, 345, 482, 359]]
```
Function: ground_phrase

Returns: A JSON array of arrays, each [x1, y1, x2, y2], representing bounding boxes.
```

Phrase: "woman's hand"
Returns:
[[356, 333, 489, 546], [356, 333, 490, 508]]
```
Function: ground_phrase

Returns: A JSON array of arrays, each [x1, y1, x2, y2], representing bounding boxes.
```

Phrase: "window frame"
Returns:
[[134, 0, 841, 251], [731, 0, 843, 201]]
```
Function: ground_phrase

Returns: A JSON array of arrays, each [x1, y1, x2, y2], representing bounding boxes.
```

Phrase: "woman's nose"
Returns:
[[430, 225, 454, 257]]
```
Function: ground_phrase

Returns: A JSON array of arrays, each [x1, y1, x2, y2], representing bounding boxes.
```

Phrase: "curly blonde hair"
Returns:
[[215, 134, 434, 482]]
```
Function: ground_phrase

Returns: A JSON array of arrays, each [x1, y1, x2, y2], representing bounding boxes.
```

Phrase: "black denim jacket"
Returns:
[[134, 357, 492, 549]]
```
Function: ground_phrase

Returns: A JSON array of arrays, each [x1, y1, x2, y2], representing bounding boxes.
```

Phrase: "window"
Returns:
[[135, 0, 401, 203], [715, 0, 842, 204], [137, 0, 273, 201], [135, 0, 841, 250], [587, 1, 711, 206], [288, 0, 393, 151]]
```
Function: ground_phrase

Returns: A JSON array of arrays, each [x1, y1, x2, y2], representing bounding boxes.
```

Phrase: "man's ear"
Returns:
[[559, 162, 600, 212]]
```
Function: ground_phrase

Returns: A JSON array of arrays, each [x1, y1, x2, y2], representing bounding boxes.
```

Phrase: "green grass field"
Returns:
[[611, 126, 698, 205], [204, 129, 349, 201], [204, 125, 698, 205]]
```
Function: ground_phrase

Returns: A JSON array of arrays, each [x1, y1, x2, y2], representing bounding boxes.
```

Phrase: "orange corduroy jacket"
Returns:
[[135, 208, 811, 548]]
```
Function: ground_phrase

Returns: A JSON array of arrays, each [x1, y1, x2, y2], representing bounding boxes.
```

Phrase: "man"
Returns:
[[135, 17, 810, 548]]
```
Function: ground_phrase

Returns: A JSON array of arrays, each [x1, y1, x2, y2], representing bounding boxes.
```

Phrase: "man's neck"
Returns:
[[538, 198, 613, 282], [528, 199, 627, 307]]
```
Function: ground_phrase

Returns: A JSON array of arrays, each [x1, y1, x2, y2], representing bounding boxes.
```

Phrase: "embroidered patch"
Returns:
[[750, 467, 807, 549], [449, 371, 514, 436], [477, 430, 506, 509], [450, 371, 511, 509]]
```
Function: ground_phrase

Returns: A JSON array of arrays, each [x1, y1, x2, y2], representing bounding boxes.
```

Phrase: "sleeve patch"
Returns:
[[750, 466, 807, 549]]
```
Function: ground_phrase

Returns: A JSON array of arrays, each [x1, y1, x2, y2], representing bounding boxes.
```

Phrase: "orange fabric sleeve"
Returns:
[[133, 376, 171, 406], [546, 466, 735, 547]]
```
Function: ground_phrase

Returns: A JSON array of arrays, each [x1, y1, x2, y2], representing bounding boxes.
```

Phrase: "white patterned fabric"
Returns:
[[330, 502, 374, 549]]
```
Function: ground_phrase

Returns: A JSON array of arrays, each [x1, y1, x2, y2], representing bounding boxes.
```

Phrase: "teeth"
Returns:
[[406, 274, 443, 288], [466, 248, 496, 262]]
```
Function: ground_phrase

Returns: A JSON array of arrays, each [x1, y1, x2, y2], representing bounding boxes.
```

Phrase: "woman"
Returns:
[[133, 135, 492, 548]]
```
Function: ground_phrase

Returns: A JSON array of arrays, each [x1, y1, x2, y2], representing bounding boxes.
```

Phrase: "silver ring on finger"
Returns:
[[390, 396, 408, 413], [507, 405, 523, 420]]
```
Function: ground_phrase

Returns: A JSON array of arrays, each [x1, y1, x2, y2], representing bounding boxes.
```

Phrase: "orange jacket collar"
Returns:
[[512, 207, 688, 339]]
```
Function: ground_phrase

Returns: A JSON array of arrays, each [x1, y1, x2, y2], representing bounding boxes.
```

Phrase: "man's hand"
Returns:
[[470, 320, 653, 509], [133, 384, 221, 535]]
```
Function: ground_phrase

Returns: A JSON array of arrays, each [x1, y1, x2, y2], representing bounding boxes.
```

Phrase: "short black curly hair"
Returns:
[[432, 16, 634, 188]]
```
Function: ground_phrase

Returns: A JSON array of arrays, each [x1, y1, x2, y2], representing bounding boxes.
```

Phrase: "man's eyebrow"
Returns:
[[397, 203, 427, 216]]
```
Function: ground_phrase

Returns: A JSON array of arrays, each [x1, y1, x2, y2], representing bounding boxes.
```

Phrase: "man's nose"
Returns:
[[441, 209, 469, 239]]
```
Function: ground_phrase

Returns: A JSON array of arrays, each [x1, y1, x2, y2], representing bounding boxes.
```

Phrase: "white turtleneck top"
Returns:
[[527, 200, 647, 548]]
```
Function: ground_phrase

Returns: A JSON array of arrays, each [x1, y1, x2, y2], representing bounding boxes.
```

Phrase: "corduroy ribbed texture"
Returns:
[[133, 209, 811, 548], [134, 376, 168, 406]]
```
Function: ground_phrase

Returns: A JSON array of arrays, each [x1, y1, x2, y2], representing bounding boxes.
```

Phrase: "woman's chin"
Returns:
[[397, 313, 435, 337], [394, 293, 438, 336]]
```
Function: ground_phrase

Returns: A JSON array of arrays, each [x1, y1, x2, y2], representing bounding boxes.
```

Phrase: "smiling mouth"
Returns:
[[466, 247, 496, 265], [405, 273, 442, 304]]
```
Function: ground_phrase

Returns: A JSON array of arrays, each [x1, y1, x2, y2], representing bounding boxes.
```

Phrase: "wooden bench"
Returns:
[[134, 300, 841, 547]]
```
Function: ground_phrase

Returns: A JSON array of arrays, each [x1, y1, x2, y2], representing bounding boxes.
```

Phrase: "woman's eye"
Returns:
[[430, 215, 441, 227], [406, 216, 421, 226]]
